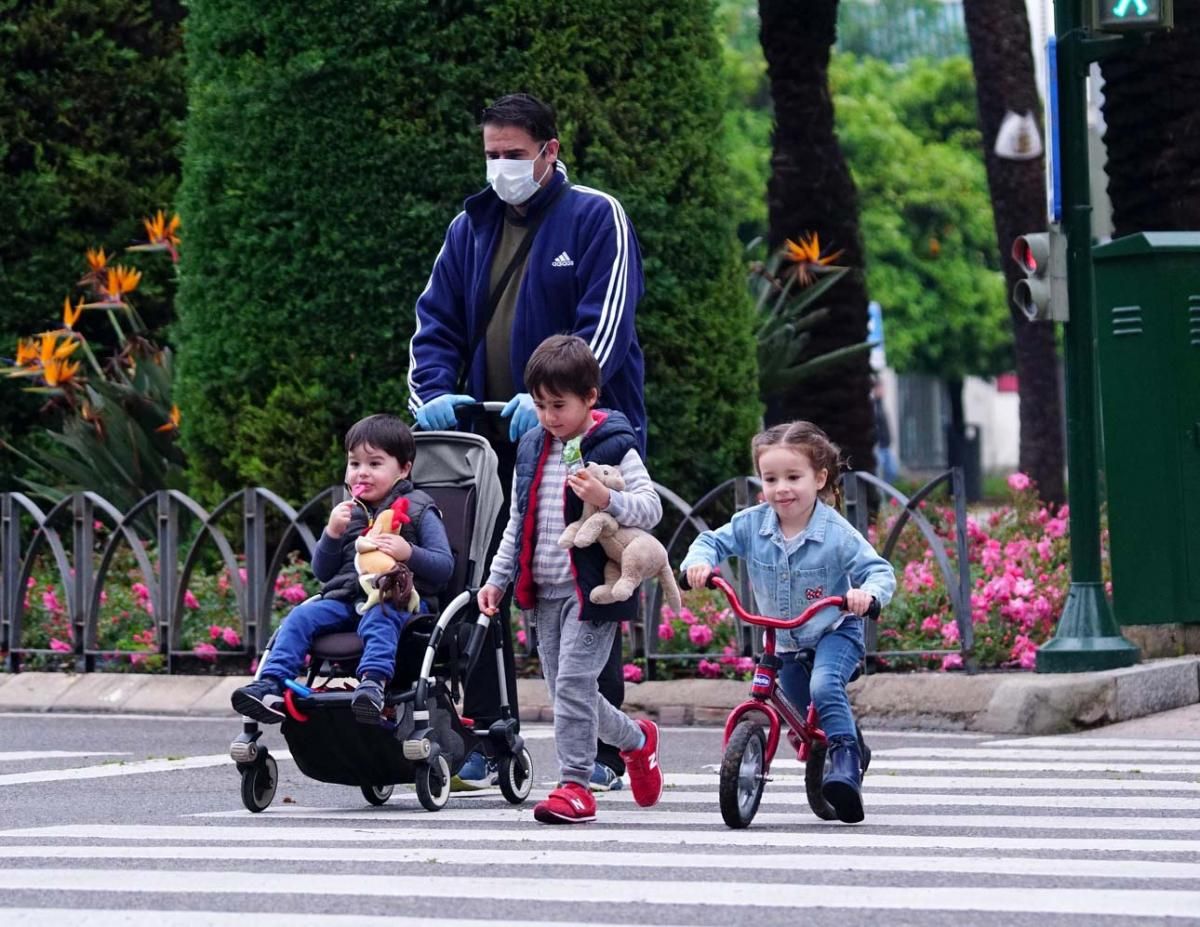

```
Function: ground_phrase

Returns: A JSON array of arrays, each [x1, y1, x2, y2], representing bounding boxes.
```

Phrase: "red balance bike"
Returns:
[[705, 574, 879, 828]]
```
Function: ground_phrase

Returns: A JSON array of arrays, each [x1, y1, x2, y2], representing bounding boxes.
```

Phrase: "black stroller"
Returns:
[[229, 427, 532, 813]]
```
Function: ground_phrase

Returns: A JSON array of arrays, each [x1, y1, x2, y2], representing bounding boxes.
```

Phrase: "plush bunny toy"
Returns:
[[558, 462, 683, 611]]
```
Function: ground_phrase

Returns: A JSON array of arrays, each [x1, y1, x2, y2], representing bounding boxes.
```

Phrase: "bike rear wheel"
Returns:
[[719, 720, 767, 828]]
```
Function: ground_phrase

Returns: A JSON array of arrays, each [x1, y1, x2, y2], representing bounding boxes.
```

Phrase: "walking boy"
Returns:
[[477, 335, 663, 823], [232, 414, 454, 725]]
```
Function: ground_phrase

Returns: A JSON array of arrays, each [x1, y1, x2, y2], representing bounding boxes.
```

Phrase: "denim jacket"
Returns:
[[680, 500, 896, 651]]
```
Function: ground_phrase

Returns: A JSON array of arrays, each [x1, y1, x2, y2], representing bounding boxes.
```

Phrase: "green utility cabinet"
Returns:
[[1094, 232, 1200, 626]]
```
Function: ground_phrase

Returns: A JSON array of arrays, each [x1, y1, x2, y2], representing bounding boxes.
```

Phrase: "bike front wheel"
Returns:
[[719, 720, 767, 828]]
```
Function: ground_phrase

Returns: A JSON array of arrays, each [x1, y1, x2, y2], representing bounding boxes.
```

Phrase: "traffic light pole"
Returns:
[[1036, 0, 1139, 671]]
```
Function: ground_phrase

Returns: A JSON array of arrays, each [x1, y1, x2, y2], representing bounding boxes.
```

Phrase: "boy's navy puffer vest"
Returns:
[[511, 409, 638, 623], [320, 480, 439, 603]]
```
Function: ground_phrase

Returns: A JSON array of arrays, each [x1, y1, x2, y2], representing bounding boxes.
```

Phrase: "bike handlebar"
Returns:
[[702, 573, 880, 629]]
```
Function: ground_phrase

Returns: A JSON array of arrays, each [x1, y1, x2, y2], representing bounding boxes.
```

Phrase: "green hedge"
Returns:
[[0, 0, 186, 489], [176, 0, 759, 503]]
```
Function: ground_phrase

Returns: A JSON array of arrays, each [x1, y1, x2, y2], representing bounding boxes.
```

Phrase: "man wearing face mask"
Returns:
[[407, 93, 647, 792]]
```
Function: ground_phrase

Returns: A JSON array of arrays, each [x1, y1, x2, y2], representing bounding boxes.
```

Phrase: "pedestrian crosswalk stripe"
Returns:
[[0, 752, 291, 787], [3, 845, 1199, 881], [769, 759, 1200, 773], [0, 910, 653, 927], [877, 747, 1200, 762], [1, 869, 1198, 918], [9, 823, 1197, 854], [983, 736, 1200, 749], [193, 805, 1200, 832], [0, 751, 127, 763], [526, 788, 1200, 811], [662, 772, 1200, 790]]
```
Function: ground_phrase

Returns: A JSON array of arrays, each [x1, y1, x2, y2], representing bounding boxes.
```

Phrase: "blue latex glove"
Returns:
[[501, 392, 539, 442], [414, 393, 474, 431]]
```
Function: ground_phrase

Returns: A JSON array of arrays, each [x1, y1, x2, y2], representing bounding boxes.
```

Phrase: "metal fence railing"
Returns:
[[2, 469, 973, 675]]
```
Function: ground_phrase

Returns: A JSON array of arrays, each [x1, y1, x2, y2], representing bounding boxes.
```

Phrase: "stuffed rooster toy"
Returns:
[[353, 496, 419, 615]]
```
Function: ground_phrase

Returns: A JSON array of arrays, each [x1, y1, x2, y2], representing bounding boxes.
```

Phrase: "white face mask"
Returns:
[[486, 143, 550, 205]]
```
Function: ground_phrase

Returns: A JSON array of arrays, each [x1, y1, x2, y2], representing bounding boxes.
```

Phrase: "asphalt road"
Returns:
[[1, 711, 1199, 926]]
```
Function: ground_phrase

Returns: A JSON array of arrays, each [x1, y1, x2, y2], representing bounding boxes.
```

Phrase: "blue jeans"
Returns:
[[777, 617, 865, 743], [876, 445, 899, 484], [260, 597, 411, 683]]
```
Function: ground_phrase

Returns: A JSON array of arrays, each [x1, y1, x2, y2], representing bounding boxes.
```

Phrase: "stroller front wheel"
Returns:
[[361, 783, 394, 806], [240, 753, 278, 814], [498, 747, 534, 805], [415, 754, 451, 811]]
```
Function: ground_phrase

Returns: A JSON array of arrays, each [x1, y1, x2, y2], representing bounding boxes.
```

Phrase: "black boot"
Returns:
[[857, 724, 871, 777], [821, 737, 865, 823]]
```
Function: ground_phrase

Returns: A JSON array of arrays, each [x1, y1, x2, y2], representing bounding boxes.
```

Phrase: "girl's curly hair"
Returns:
[[751, 420, 843, 507]]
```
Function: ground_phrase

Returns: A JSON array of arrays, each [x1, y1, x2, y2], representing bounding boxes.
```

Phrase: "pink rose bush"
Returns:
[[879, 473, 1093, 671], [15, 547, 320, 673]]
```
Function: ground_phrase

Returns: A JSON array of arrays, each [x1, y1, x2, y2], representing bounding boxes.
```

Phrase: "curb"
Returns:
[[1, 656, 1197, 735]]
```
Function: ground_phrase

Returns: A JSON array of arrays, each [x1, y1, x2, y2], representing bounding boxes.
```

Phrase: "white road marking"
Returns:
[[2, 844, 1197, 880], [875, 747, 1200, 762], [0, 752, 291, 787], [763, 759, 1200, 773], [0, 752, 127, 763], [537, 788, 1200, 811], [664, 772, 1200, 791], [9, 823, 1195, 854], [0, 869, 1197, 918], [192, 805, 1200, 832], [0, 911, 659, 927], [983, 736, 1200, 749]]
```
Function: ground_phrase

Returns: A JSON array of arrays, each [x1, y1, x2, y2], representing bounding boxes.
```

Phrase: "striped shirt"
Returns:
[[486, 440, 662, 594]]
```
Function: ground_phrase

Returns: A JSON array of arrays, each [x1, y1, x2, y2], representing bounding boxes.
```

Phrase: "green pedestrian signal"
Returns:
[[1092, 0, 1173, 31]]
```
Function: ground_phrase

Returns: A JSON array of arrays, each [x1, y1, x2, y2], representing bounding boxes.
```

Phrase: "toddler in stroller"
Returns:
[[229, 422, 532, 813]]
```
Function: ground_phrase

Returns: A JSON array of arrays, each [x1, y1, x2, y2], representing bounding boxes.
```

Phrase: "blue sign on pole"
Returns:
[[1046, 35, 1062, 224]]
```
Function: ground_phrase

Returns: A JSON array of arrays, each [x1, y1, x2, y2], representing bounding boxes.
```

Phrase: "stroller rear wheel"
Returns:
[[361, 783, 394, 806], [415, 754, 451, 811], [240, 754, 278, 814], [498, 747, 534, 805]]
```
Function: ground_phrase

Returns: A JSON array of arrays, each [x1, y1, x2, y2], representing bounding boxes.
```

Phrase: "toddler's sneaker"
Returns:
[[533, 781, 597, 824], [351, 679, 386, 725], [589, 762, 624, 792], [451, 750, 498, 791], [620, 718, 664, 807], [231, 678, 285, 724]]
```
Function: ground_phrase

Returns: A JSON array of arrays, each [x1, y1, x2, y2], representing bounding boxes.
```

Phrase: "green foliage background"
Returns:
[[0, 0, 186, 489], [832, 54, 1011, 379], [718, 0, 1010, 381], [176, 0, 760, 503]]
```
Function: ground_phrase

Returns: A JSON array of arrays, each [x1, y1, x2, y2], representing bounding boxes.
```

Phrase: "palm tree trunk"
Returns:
[[1100, 0, 1200, 236], [962, 0, 1065, 505], [758, 0, 875, 476]]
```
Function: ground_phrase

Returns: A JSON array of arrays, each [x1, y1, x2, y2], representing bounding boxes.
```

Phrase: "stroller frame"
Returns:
[[229, 427, 531, 813]]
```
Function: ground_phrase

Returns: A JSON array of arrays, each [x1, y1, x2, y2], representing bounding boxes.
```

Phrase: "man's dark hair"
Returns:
[[480, 93, 558, 143], [344, 413, 416, 465], [524, 334, 601, 400]]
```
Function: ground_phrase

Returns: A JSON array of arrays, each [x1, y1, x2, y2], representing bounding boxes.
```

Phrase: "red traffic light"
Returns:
[[1012, 233, 1049, 275]]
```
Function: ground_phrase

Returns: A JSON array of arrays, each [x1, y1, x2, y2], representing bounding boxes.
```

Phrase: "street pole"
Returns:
[[1036, 0, 1138, 672]]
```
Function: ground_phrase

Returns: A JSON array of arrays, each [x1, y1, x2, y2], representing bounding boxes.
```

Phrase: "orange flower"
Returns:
[[102, 265, 142, 302], [85, 247, 109, 274], [156, 403, 182, 433], [39, 332, 79, 367], [42, 356, 81, 388], [15, 338, 39, 367], [130, 210, 181, 262], [143, 210, 181, 247], [62, 295, 85, 330], [782, 232, 844, 286]]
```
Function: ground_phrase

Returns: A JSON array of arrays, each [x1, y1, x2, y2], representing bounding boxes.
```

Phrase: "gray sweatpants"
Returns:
[[531, 592, 643, 786]]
